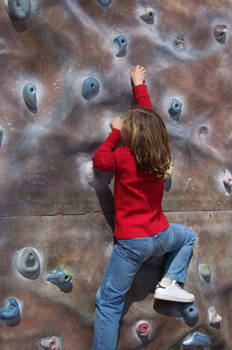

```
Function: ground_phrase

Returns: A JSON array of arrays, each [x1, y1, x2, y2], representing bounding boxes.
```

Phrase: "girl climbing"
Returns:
[[92, 65, 195, 350]]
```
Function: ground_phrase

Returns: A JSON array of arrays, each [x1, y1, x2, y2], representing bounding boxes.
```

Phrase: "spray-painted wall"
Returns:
[[0, 0, 232, 349]]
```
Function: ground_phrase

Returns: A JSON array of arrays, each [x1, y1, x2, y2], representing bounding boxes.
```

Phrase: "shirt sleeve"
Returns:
[[92, 128, 121, 172], [132, 84, 153, 110]]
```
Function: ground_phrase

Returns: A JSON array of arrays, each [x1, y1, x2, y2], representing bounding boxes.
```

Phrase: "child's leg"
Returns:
[[93, 238, 151, 350], [160, 223, 195, 283], [152, 223, 195, 302]]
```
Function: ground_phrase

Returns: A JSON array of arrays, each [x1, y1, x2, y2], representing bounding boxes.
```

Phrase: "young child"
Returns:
[[92, 65, 195, 350]]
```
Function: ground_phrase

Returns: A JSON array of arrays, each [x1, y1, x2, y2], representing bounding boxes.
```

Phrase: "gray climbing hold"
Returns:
[[214, 24, 227, 43], [40, 336, 61, 350], [5, 0, 30, 19], [208, 306, 222, 324], [97, 0, 111, 6], [23, 83, 37, 110], [178, 302, 199, 323], [0, 298, 20, 319], [17, 247, 40, 279], [168, 98, 182, 120], [85, 161, 108, 187], [82, 78, 100, 100], [199, 264, 212, 280], [140, 7, 155, 22], [183, 332, 211, 348], [113, 35, 127, 57], [46, 265, 72, 286], [174, 35, 184, 51]]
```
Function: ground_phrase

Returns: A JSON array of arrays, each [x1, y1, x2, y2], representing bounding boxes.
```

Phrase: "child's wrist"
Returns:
[[133, 81, 144, 86]]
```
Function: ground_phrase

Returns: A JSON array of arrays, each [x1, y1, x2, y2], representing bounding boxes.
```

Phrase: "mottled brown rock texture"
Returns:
[[0, 0, 232, 349]]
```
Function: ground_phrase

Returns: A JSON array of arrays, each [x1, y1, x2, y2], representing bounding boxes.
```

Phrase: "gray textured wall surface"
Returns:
[[0, 0, 232, 349]]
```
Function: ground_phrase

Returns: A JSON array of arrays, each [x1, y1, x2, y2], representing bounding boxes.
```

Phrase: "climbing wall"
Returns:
[[0, 0, 232, 349]]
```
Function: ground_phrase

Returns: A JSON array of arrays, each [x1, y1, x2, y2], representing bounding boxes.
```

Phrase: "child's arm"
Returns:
[[131, 65, 153, 110]]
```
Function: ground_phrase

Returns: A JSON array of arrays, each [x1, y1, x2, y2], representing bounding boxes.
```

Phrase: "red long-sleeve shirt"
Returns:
[[92, 84, 169, 239]]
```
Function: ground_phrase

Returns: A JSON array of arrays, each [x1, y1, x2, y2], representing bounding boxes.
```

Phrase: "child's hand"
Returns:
[[131, 65, 147, 86], [110, 117, 124, 131]]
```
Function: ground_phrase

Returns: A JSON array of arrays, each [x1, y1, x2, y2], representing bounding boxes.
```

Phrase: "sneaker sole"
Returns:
[[154, 294, 195, 303]]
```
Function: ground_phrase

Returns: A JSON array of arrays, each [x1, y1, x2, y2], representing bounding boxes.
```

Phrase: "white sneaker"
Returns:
[[154, 280, 195, 302]]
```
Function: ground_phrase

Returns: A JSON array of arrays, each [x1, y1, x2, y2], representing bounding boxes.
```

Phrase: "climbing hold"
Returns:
[[82, 78, 100, 100], [5, 0, 30, 19], [0, 298, 20, 319], [17, 247, 40, 279], [85, 161, 108, 187], [178, 302, 199, 323], [46, 265, 72, 286], [23, 83, 37, 110], [168, 98, 182, 120], [174, 35, 184, 51], [40, 336, 61, 350], [113, 35, 127, 57], [0, 129, 3, 148], [183, 332, 211, 348], [164, 162, 173, 181], [208, 306, 222, 324], [214, 24, 227, 43], [199, 264, 212, 280], [136, 321, 150, 337], [97, 0, 111, 6], [223, 169, 232, 188], [140, 7, 155, 22]]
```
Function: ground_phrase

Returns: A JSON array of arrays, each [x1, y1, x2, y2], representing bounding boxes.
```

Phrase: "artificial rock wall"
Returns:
[[0, 0, 232, 349]]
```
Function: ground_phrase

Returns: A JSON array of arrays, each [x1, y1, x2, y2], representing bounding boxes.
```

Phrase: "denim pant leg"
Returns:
[[153, 223, 195, 284], [93, 237, 151, 350]]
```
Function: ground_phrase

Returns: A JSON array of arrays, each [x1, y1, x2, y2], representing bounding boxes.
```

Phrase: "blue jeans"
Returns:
[[92, 223, 195, 350]]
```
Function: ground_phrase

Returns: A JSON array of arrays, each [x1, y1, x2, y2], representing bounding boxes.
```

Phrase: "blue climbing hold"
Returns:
[[0, 298, 20, 319], [46, 266, 72, 286], [168, 98, 182, 116], [113, 35, 127, 57], [178, 302, 199, 323], [82, 78, 100, 100], [97, 0, 111, 6], [6, 0, 30, 19], [183, 332, 211, 348], [23, 83, 37, 110]]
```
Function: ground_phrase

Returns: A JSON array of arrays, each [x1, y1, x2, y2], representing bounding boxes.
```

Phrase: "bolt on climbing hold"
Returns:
[[140, 7, 155, 22], [183, 332, 211, 348], [40, 336, 61, 350], [136, 321, 150, 337], [164, 162, 173, 181], [208, 306, 222, 324], [46, 265, 72, 286], [17, 247, 40, 279], [0, 298, 20, 319], [178, 302, 199, 323], [85, 161, 108, 187], [199, 264, 212, 280], [223, 169, 232, 188], [174, 35, 184, 51], [214, 24, 227, 43], [23, 83, 37, 111], [168, 98, 182, 121], [113, 35, 127, 57], [82, 78, 100, 100], [97, 0, 111, 6], [5, 0, 30, 19]]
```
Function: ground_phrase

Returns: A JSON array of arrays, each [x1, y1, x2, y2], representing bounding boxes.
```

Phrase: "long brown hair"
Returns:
[[124, 107, 171, 178]]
